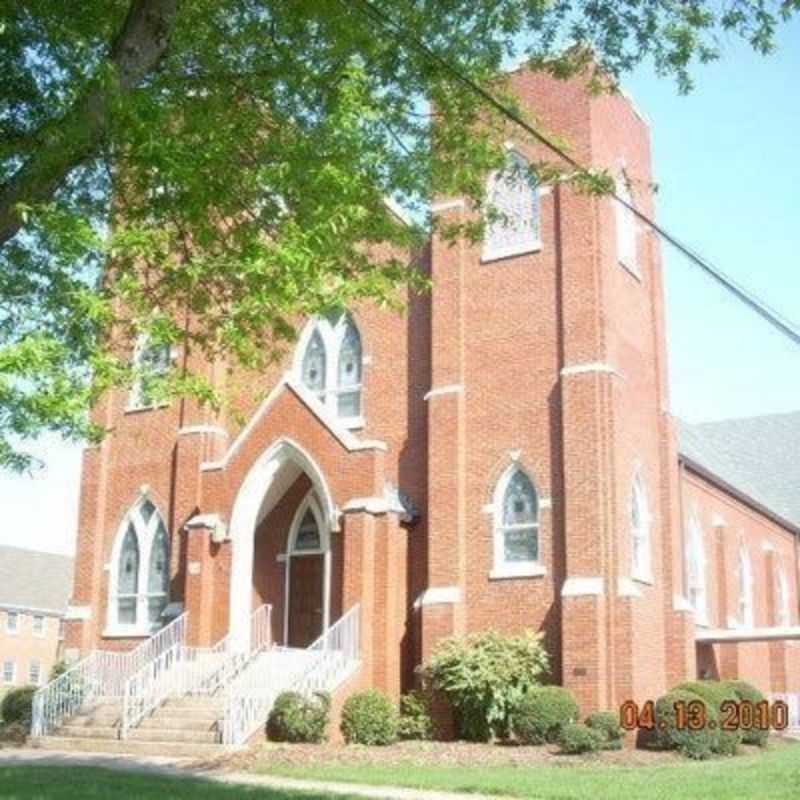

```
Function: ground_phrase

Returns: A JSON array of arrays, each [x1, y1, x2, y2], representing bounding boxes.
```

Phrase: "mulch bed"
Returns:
[[192, 738, 699, 773]]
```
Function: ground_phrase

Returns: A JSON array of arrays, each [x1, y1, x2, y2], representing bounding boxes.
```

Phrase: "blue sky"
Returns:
[[0, 21, 797, 556]]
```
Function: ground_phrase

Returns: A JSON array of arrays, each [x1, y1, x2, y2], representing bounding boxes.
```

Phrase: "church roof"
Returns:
[[0, 545, 74, 615], [678, 411, 800, 532]]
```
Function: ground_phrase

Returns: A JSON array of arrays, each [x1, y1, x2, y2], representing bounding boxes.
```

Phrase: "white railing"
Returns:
[[121, 605, 271, 738], [770, 693, 800, 732], [222, 603, 360, 747], [31, 612, 187, 737]]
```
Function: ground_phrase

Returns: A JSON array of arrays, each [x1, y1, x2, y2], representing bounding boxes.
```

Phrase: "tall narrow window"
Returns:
[[492, 466, 540, 577], [615, 174, 638, 274], [631, 474, 652, 581], [110, 498, 171, 634], [130, 337, 171, 410], [776, 566, 791, 627], [2, 661, 14, 685], [32, 615, 45, 637], [6, 611, 18, 634], [686, 513, 707, 623], [117, 525, 140, 625], [738, 545, 754, 627], [483, 151, 541, 261], [29, 659, 41, 686], [297, 314, 364, 425], [293, 509, 322, 552]]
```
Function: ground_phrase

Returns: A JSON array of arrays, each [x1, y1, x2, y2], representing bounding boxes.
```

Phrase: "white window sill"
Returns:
[[102, 626, 153, 639], [341, 416, 365, 431], [631, 571, 654, 586], [490, 563, 547, 581], [482, 240, 542, 264]]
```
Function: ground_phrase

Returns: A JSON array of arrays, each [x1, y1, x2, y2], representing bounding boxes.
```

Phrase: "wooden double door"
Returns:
[[287, 554, 324, 648]]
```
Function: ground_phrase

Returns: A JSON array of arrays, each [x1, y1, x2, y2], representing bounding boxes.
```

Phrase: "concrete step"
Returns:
[[138, 715, 219, 731], [57, 725, 120, 740], [162, 696, 225, 709], [150, 704, 222, 719], [128, 727, 220, 744], [30, 736, 225, 758], [69, 712, 122, 727]]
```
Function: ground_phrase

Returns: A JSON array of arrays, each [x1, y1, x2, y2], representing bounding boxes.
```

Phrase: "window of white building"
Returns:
[[490, 466, 542, 579], [483, 151, 541, 262], [2, 660, 15, 685], [29, 659, 41, 686], [108, 497, 170, 635], [631, 473, 652, 582], [6, 610, 19, 634], [32, 615, 45, 637], [297, 314, 363, 427], [686, 512, 708, 624]]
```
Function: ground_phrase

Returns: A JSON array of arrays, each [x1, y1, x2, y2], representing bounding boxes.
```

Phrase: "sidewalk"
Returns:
[[0, 748, 500, 800]]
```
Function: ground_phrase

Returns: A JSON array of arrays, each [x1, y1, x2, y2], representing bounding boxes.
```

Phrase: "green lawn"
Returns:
[[0, 767, 354, 800], [263, 741, 800, 800]]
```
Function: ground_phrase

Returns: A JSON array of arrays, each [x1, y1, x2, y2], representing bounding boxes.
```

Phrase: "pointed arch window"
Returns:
[[491, 466, 542, 578], [109, 499, 171, 634], [483, 151, 541, 262], [297, 313, 363, 426], [776, 565, 791, 627], [737, 544, 754, 627], [615, 173, 638, 275], [631, 473, 652, 582], [129, 336, 171, 410], [686, 512, 707, 624]]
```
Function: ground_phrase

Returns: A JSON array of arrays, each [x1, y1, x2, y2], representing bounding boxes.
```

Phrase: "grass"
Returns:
[[0, 766, 357, 800], [262, 741, 800, 800]]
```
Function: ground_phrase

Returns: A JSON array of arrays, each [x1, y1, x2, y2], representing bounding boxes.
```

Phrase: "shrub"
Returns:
[[422, 630, 549, 742], [48, 661, 68, 682], [1, 686, 36, 725], [513, 686, 579, 745], [558, 722, 604, 755], [655, 689, 719, 760], [585, 711, 623, 750], [398, 690, 433, 741], [0, 720, 28, 743], [675, 681, 742, 755], [267, 691, 330, 744], [724, 680, 769, 747], [341, 690, 399, 746]]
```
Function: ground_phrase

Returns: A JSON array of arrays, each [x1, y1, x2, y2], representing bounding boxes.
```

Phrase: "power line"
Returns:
[[346, 0, 800, 347]]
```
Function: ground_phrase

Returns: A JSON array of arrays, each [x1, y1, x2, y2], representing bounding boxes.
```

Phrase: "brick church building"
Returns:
[[62, 67, 800, 724]]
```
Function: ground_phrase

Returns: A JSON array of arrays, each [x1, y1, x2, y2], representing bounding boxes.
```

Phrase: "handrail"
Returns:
[[222, 603, 360, 746], [121, 605, 271, 738], [31, 611, 188, 737]]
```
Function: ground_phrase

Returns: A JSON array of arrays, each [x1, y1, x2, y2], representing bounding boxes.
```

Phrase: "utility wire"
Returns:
[[347, 0, 800, 347]]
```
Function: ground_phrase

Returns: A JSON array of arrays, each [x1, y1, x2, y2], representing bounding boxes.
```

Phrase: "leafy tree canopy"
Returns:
[[1, 0, 796, 469]]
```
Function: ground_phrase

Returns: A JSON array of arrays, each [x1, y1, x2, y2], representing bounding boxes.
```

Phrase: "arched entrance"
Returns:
[[227, 438, 338, 650]]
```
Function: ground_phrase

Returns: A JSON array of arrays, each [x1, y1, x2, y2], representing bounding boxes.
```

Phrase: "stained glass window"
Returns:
[[499, 469, 538, 563], [337, 318, 362, 418], [484, 152, 540, 260], [777, 567, 791, 627], [118, 525, 140, 624], [738, 546, 754, 626], [131, 338, 170, 408], [302, 329, 326, 400], [631, 476, 651, 579], [147, 522, 169, 623], [294, 509, 321, 551], [686, 515, 706, 620]]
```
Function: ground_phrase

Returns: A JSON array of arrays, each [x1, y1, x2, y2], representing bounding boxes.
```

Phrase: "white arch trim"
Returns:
[[227, 437, 337, 649]]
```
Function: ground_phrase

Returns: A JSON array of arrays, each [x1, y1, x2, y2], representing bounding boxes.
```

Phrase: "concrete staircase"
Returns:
[[30, 696, 227, 758]]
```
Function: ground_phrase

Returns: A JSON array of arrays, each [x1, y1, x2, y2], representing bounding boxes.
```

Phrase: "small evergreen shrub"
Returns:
[[398, 690, 434, 741], [341, 690, 399, 746], [513, 686, 579, 745], [585, 711, 623, 750], [655, 689, 719, 760], [48, 661, 68, 682], [558, 722, 604, 754], [675, 681, 742, 755], [422, 630, 549, 741], [724, 680, 769, 747], [0, 686, 36, 725], [267, 691, 330, 743]]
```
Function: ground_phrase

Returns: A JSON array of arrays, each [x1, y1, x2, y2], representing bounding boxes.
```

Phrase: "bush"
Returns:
[[0, 720, 28, 743], [422, 630, 549, 742], [585, 711, 623, 750], [398, 690, 433, 741], [48, 661, 68, 682], [1, 686, 36, 725], [267, 691, 330, 744], [341, 690, 399, 746], [724, 680, 769, 747], [513, 686, 579, 745], [655, 689, 719, 760], [558, 722, 604, 755], [675, 681, 742, 755]]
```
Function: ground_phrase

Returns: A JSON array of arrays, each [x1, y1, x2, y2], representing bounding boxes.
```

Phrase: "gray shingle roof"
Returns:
[[678, 411, 800, 532], [0, 546, 74, 614]]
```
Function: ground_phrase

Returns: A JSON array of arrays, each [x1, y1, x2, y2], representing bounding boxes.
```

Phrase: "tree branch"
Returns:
[[0, 0, 179, 247]]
